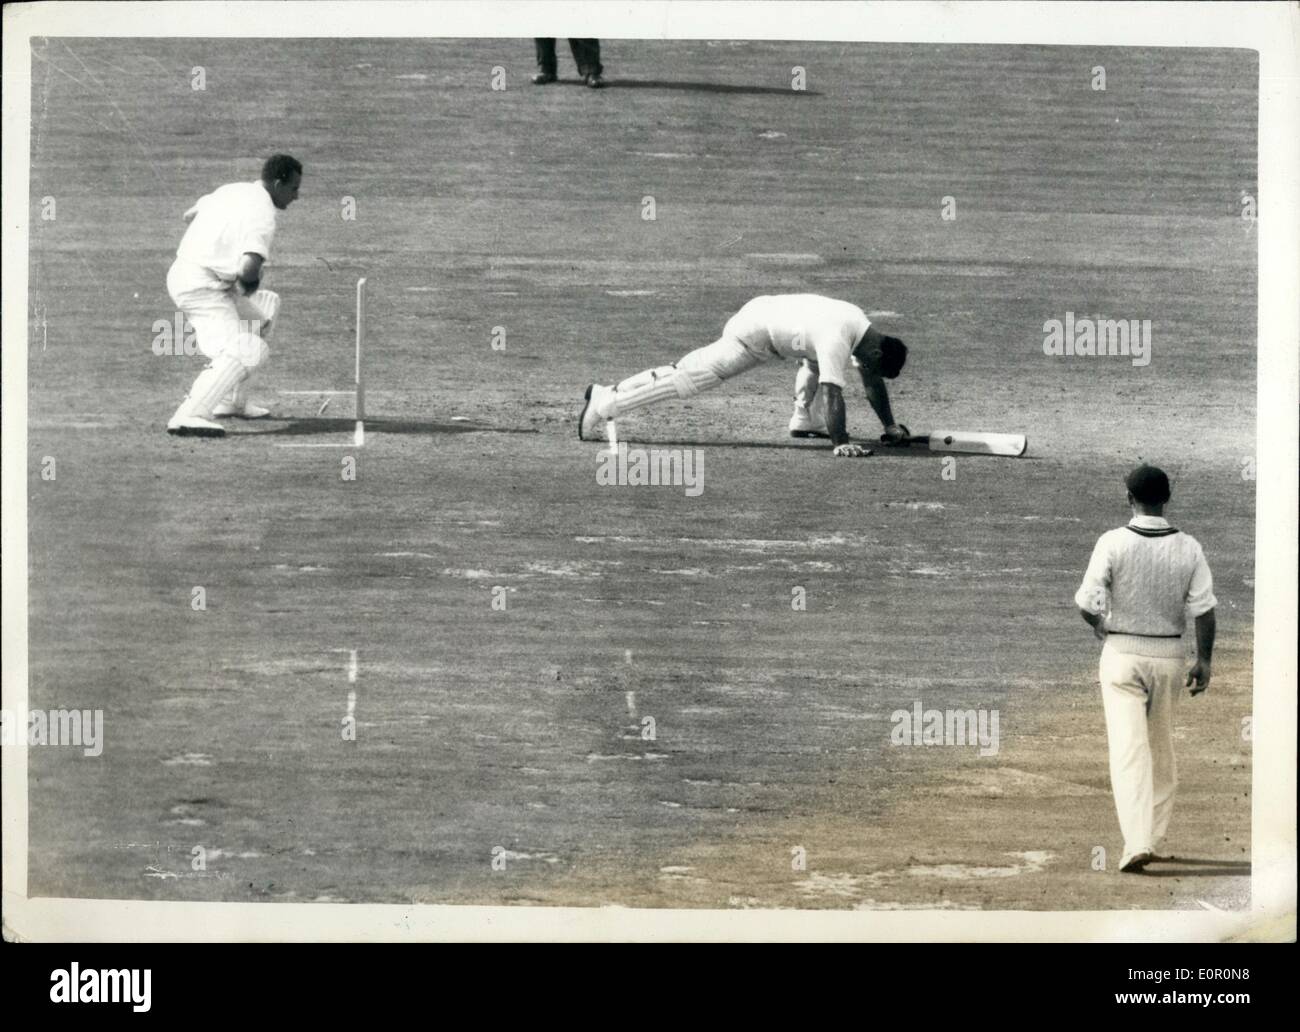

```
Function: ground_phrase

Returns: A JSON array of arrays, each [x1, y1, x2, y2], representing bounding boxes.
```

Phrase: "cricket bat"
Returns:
[[897, 430, 1028, 457]]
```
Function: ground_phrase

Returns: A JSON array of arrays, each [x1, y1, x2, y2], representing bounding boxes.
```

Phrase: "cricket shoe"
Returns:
[[578, 384, 615, 441], [167, 413, 226, 438], [788, 402, 829, 438], [1119, 850, 1153, 873], [212, 399, 272, 419]]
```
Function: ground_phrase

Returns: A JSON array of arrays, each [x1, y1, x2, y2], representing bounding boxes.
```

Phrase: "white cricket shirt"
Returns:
[[175, 181, 278, 282], [726, 294, 871, 388]]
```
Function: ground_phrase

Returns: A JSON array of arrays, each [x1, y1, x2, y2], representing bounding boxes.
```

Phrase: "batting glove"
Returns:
[[832, 443, 873, 458]]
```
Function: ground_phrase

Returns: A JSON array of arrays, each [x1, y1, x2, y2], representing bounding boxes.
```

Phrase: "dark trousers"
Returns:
[[535, 38, 602, 78]]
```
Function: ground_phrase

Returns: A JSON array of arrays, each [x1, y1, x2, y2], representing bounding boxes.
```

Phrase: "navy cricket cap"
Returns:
[[1126, 464, 1171, 505]]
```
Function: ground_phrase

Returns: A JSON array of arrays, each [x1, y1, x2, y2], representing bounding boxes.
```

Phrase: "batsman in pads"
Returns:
[[165, 154, 302, 437], [579, 293, 908, 455]]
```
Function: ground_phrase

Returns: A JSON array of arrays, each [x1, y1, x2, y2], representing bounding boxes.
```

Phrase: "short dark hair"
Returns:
[[878, 335, 907, 379], [1125, 463, 1171, 505], [261, 154, 302, 184]]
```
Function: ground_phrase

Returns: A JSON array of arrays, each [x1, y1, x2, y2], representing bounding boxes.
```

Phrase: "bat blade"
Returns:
[[910, 430, 1027, 456]]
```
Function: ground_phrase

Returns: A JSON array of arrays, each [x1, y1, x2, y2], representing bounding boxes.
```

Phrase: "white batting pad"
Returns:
[[188, 354, 249, 418], [613, 366, 679, 414]]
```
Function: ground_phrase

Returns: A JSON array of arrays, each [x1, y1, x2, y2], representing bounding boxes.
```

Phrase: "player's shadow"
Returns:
[[865, 444, 1040, 461], [254, 417, 537, 438], [605, 79, 822, 97], [632, 437, 1021, 456], [632, 437, 828, 451], [1138, 858, 1251, 878]]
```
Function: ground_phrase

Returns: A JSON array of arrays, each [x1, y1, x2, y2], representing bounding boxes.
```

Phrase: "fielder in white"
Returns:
[[165, 154, 302, 437], [579, 294, 908, 455], [1075, 464, 1217, 874]]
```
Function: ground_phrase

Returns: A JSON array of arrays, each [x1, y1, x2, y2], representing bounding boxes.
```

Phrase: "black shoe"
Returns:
[[585, 72, 605, 89], [532, 71, 557, 85], [1119, 850, 1153, 873]]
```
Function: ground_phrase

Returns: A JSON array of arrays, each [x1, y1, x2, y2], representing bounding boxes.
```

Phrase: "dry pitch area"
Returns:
[[26, 40, 1255, 911]]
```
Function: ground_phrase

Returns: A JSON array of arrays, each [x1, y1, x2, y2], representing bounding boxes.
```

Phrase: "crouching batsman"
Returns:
[[579, 293, 907, 456]]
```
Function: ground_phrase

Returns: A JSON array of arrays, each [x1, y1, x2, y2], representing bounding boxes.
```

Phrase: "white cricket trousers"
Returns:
[[1099, 642, 1182, 859], [166, 260, 278, 420], [166, 260, 277, 360]]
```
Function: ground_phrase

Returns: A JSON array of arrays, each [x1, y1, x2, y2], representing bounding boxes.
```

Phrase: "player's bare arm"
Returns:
[[852, 327, 908, 442], [235, 252, 264, 296], [1078, 607, 1107, 641], [825, 384, 870, 457], [825, 382, 849, 446], [861, 369, 904, 437], [1186, 608, 1216, 694]]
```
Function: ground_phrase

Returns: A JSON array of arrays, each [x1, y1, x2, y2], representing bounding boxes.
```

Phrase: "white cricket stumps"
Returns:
[[271, 276, 371, 449], [354, 276, 366, 447]]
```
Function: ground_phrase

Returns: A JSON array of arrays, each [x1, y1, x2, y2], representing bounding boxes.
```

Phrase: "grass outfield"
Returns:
[[26, 39, 1255, 909]]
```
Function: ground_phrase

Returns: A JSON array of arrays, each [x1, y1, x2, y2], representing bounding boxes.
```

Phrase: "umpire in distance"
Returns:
[[532, 38, 604, 88], [1074, 464, 1217, 874]]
